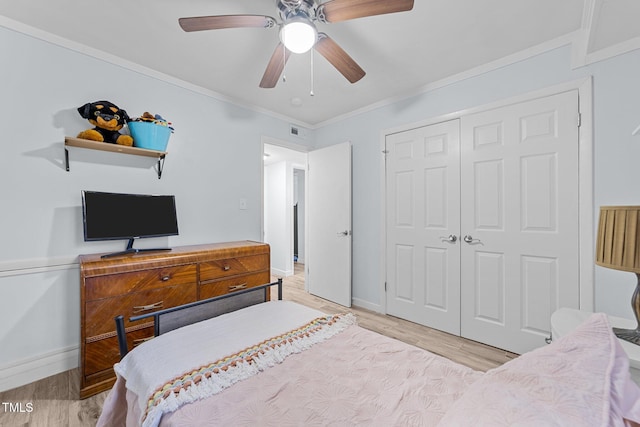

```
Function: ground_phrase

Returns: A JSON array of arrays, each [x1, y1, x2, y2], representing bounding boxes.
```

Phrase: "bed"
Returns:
[[97, 281, 640, 427]]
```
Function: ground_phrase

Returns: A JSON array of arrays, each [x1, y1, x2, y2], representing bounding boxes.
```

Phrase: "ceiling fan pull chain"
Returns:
[[310, 49, 315, 96]]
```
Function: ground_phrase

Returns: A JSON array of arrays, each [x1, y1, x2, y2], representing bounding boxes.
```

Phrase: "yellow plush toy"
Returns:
[[77, 100, 134, 146]]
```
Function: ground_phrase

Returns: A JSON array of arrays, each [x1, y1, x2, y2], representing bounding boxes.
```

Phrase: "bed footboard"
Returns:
[[115, 278, 283, 359]]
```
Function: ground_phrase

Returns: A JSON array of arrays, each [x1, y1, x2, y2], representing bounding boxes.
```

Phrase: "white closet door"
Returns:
[[459, 90, 580, 354], [385, 120, 461, 335]]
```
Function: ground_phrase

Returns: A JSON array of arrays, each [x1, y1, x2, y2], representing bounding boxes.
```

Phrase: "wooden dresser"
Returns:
[[79, 241, 270, 399]]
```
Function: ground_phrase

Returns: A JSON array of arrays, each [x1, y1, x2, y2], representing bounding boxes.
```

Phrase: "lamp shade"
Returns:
[[596, 206, 640, 272]]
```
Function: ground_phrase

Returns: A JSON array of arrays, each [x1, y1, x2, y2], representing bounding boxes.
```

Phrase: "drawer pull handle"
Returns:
[[223, 265, 231, 271], [228, 283, 247, 292], [132, 301, 163, 313], [133, 336, 154, 346], [161, 275, 171, 281]]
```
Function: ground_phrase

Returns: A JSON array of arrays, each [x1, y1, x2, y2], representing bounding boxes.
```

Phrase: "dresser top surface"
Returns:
[[79, 241, 269, 276]]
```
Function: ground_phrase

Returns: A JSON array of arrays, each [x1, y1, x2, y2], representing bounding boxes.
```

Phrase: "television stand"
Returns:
[[100, 238, 171, 258]]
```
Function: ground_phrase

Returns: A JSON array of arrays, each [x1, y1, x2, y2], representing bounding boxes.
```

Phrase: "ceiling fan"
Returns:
[[179, 0, 414, 88]]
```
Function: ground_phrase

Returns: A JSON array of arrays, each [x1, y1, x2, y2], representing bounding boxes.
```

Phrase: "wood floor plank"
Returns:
[[68, 392, 106, 427], [0, 264, 516, 425]]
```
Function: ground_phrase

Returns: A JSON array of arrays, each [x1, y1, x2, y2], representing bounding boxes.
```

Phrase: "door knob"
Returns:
[[337, 230, 350, 236], [463, 235, 481, 244], [440, 235, 457, 243]]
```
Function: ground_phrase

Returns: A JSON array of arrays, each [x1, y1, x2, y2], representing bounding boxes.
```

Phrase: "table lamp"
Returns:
[[596, 206, 640, 345]]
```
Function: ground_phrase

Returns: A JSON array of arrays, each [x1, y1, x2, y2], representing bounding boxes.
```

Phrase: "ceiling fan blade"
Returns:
[[260, 43, 291, 88], [314, 34, 365, 84], [179, 15, 276, 32], [318, 0, 414, 23]]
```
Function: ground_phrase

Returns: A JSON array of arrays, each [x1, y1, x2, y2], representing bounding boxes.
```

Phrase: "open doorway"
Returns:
[[263, 140, 308, 284]]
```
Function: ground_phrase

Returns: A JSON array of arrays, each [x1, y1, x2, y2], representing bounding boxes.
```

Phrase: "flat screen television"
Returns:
[[82, 190, 178, 258]]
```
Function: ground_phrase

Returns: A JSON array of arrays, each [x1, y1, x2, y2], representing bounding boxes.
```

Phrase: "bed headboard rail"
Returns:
[[115, 278, 283, 359]]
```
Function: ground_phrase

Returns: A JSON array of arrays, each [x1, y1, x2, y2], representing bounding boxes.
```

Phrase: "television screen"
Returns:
[[82, 191, 179, 242]]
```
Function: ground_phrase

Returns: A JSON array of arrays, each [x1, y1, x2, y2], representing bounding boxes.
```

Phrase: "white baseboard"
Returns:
[[352, 297, 382, 313], [271, 267, 294, 277], [0, 346, 78, 393]]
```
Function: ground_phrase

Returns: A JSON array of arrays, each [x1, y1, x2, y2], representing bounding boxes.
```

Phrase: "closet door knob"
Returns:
[[463, 235, 482, 244], [440, 235, 457, 243]]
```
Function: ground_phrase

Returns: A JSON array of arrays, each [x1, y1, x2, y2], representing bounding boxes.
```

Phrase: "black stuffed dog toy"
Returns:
[[77, 100, 134, 146]]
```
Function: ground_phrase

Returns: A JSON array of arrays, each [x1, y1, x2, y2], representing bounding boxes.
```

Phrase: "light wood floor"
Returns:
[[0, 264, 516, 426]]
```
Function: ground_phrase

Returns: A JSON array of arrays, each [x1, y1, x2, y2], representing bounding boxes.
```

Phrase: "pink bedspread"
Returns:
[[98, 303, 640, 427], [103, 324, 481, 426]]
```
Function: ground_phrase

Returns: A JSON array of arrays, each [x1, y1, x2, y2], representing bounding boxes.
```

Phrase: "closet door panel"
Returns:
[[460, 90, 580, 354], [386, 120, 461, 335]]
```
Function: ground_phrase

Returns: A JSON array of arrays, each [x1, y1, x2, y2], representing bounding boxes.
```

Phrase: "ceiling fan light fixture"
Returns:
[[280, 18, 317, 54]]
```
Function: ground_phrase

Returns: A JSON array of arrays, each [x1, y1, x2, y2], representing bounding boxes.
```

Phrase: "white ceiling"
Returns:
[[1, 0, 639, 127]]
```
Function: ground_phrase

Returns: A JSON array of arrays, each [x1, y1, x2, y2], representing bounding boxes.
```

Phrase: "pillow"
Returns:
[[438, 313, 640, 427]]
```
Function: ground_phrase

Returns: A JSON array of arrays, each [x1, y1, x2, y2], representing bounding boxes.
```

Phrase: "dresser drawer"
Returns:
[[85, 282, 197, 338], [85, 264, 197, 301], [84, 326, 154, 376], [199, 272, 270, 299], [199, 254, 268, 282]]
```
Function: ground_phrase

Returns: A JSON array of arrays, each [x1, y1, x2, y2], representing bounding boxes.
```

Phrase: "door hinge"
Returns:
[[577, 113, 582, 128], [384, 281, 387, 292]]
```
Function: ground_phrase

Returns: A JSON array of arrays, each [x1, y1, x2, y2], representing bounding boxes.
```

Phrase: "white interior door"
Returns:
[[460, 90, 580, 354], [385, 120, 461, 334], [307, 142, 352, 307]]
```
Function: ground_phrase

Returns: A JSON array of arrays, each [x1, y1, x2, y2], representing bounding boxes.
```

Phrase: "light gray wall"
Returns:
[[314, 45, 640, 320], [0, 25, 305, 390]]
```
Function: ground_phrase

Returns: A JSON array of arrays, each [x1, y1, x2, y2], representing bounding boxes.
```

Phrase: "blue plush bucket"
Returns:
[[129, 122, 171, 151]]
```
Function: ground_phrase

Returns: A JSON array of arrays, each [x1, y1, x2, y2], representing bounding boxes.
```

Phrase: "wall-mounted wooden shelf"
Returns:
[[64, 137, 167, 179]]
